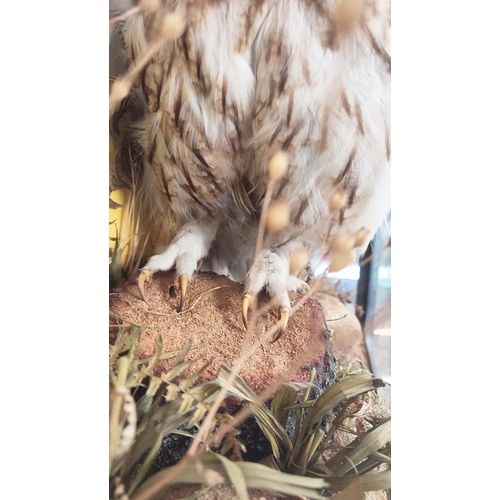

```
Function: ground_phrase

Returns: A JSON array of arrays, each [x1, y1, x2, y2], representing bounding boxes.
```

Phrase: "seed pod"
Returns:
[[336, 0, 365, 38], [330, 232, 356, 252], [289, 248, 309, 275], [161, 12, 186, 40], [354, 227, 370, 247], [268, 151, 289, 181], [139, 0, 159, 13], [266, 202, 290, 233], [110, 78, 130, 102], [329, 251, 353, 272], [329, 190, 347, 213], [202, 469, 224, 487]]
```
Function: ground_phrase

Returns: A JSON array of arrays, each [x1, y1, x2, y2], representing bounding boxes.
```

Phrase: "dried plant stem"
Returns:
[[240, 295, 283, 353], [210, 329, 325, 450], [325, 314, 348, 322], [192, 267, 330, 456], [323, 213, 338, 252], [109, 357, 129, 470], [132, 283, 322, 500], [204, 290, 322, 441], [253, 179, 277, 261], [358, 240, 391, 267], [110, 36, 171, 115], [109, 323, 154, 329], [132, 309, 327, 500], [109, 5, 141, 26], [109, 309, 154, 329], [291, 367, 317, 459], [112, 284, 239, 318]]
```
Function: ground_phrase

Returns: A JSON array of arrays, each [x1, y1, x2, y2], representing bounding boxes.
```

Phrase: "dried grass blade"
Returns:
[[172, 341, 192, 368], [179, 360, 212, 391], [296, 374, 384, 448], [217, 365, 293, 460], [210, 452, 249, 500], [160, 360, 196, 382], [326, 470, 391, 492], [128, 432, 164, 496], [327, 419, 391, 475], [132, 455, 330, 500], [271, 382, 314, 429], [326, 477, 364, 500]]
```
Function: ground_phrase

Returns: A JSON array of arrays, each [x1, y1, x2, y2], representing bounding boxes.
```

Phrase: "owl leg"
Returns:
[[242, 249, 310, 341], [138, 219, 219, 311]]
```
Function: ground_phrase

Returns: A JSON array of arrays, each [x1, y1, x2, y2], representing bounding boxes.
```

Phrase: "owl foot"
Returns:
[[137, 220, 218, 311], [242, 250, 310, 341], [138, 269, 155, 304], [138, 271, 188, 311]]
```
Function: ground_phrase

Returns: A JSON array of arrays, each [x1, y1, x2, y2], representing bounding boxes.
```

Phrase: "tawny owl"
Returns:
[[111, 0, 391, 335]]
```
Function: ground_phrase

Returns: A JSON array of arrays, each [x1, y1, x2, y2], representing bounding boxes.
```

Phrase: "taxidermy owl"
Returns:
[[110, 0, 391, 337]]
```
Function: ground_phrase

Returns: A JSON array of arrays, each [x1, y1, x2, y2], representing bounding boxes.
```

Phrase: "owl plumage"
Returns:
[[112, 0, 391, 334]]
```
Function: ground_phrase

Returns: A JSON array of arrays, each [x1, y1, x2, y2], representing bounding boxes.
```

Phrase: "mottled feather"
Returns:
[[113, 0, 391, 285]]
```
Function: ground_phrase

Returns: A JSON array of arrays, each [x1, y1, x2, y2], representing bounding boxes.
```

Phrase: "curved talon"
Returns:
[[295, 281, 311, 296], [242, 293, 253, 330], [271, 307, 290, 343], [178, 275, 189, 312], [138, 269, 155, 304]]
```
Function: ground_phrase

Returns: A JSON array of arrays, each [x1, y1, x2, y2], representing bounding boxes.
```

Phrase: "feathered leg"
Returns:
[[138, 218, 219, 311]]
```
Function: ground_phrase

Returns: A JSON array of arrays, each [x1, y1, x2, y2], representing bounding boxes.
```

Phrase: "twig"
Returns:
[[110, 284, 239, 318], [109, 309, 154, 329], [324, 314, 348, 322], [253, 179, 277, 261], [358, 240, 391, 267], [109, 5, 140, 26]]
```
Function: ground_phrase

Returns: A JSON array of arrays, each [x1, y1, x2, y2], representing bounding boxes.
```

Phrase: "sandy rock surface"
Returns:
[[110, 271, 335, 400]]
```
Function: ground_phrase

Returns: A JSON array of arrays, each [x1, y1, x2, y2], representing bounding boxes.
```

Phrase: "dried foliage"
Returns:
[[109, 4, 391, 498], [109, 323, 390, 500], [109, 324, 221, 498], [217, 365, 391, 497]]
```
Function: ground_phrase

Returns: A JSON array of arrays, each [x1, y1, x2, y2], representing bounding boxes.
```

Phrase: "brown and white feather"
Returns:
[[114, 0, 391, 279]]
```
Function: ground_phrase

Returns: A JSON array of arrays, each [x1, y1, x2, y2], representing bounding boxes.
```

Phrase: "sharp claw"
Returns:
[[138, 269, 155, 304], [296, 281, 311, 296], [242, 293, 253, 330], [271, 307, 289, 343], [178, 275, 189, 312]]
